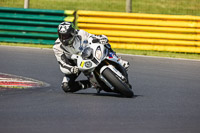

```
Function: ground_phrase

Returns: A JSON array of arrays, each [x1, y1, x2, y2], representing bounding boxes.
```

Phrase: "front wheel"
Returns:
[[102, 68, 134, 98]]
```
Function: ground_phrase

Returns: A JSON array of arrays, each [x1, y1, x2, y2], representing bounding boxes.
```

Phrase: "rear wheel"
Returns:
[[102, 68, 134, 98]]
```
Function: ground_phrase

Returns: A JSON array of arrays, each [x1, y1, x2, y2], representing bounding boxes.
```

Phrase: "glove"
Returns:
[[98, 35, 108, 44], [91, 35, 108, 44], [70, 66, 79, 74], [99, 38, 108, 44]]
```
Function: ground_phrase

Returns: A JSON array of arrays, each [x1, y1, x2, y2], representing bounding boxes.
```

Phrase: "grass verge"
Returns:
[[114, 48, 200, 60], [1, 0, 200, 16], [0, 42, 53, 49], [1, 42, 200, 60]]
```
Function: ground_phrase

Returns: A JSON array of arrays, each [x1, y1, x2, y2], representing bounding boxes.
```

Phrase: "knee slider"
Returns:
[[62, 82, 71, 92]]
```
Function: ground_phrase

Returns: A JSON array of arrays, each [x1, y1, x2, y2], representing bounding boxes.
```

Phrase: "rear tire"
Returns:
[[102, 68, 134, 98]]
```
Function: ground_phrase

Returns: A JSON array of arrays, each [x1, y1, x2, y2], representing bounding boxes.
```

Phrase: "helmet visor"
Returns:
[[61, 32, 75, 46]]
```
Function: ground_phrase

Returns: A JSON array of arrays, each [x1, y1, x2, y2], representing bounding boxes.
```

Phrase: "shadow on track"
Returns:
[[71, 92, 141, 98]]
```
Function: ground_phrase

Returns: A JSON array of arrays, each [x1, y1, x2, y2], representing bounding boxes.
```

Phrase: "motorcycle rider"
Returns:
[[53, 22, 130, 93]]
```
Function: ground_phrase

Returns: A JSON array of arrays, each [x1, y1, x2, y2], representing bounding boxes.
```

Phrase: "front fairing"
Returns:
[[105, 51, 120, 65], [77, 43, 107, 71]]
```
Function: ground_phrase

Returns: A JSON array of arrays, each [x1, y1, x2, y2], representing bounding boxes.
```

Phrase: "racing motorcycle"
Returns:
[[71, 38, 134, 98]]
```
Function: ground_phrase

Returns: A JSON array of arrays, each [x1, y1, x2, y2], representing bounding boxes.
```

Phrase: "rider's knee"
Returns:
[[62, 82, 71, 92]]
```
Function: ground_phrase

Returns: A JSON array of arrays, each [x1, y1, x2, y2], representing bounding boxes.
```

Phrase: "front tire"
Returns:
[[102, 68, 134, 98]]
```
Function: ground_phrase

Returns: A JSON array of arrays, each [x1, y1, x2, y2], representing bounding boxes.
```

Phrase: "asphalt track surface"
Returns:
[[0, 46, 200, 133]]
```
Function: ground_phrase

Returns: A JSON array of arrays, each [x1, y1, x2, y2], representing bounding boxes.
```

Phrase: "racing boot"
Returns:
[[62, 79, 91, 93], [77, 80, 91, 90], [62, 82, 71, 92]]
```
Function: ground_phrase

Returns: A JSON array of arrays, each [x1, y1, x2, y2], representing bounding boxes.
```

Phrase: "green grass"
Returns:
[[1, 42, 200, 60], [1, 0, 200, 16], [0, 42, 53, 49], [114, 48, 200, 60], [0, 85, 26, 89]]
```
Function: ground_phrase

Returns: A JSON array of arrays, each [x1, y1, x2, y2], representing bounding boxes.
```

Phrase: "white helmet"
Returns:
[[57, 22, 75, 46]]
